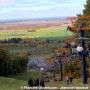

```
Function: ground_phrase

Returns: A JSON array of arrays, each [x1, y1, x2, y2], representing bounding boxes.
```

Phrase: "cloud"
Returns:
[[0, 0, 86, 20], [0, 0, 16, 7], [49, 0, 71, 3]]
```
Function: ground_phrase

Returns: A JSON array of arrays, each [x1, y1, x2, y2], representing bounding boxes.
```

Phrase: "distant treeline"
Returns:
[[0, 38, 62, 44], [0, 38, 23, 43]]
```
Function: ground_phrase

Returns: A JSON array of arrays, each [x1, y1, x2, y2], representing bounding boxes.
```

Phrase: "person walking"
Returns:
[[28, 78, 33, 87], [66, 76, 69, 85], [33, 77, 36, 87], [36, 78, 39, 87], [69, 76, 73, 84], [40, 77, 45, 87]]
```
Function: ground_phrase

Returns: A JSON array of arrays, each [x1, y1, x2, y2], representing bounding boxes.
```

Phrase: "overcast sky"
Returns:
[[0, 0, 86, 20]]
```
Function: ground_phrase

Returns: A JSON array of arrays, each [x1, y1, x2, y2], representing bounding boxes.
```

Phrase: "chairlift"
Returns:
[[71, 37, 90, 44], [67, 16, 90, 31]]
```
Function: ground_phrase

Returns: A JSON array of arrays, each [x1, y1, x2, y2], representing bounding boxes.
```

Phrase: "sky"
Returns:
[[0, 0, 86, 20]]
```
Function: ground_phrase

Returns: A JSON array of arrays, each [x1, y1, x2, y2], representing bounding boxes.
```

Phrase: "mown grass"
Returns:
[[0, 71, 42, 90], [0, 71, 90, 90], [45, 78, 90, 90]]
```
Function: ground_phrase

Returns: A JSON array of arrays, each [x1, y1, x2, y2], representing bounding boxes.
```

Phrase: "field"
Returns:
[[0, 20, 72, 40], [0, 26, 73, 39], [0, 20, 73, 54]]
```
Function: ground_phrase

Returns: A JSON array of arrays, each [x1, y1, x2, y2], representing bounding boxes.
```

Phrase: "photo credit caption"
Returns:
[[20, 86, 89, 90]]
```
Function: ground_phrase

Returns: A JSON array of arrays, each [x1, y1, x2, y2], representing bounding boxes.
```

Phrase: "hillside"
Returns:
[[0, 72, 90, 90]]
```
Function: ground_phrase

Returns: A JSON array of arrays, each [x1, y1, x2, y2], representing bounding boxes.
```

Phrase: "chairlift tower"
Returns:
[[67, 16, 90, 84]]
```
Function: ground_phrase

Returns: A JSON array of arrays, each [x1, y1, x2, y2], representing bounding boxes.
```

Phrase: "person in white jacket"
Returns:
[[76, 44, 83, 57]]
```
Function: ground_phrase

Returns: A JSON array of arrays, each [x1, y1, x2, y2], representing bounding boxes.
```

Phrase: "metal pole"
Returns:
[[59, 58, 63, 81], [3, 62, 4, 76], [80, 30, 87, 84], [7, 62, 8, 76], [53, 69, 55, 78], [53, 62, 56, 78]]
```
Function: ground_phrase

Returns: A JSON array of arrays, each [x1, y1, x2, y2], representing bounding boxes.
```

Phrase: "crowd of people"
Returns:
[[28, 75, 74, 89], [62, 42, 90, 57], [28, 77, 45, 88], [71, 43, 90, 57]]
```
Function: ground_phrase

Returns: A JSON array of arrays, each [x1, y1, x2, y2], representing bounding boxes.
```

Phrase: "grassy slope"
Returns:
[[0, 71, 42, 90], [0, 72, 90, 90]]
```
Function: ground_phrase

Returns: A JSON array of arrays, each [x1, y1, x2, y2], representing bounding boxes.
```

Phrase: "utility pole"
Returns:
[[80, 29, 87, 84]]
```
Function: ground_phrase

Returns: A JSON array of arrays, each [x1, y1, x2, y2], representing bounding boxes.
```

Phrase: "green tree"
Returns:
[[72, 0, 90, 37], [0, 48, 9, 76], [83, 0, 90, 15], [0, 48, 29, 76], [83, 0, 90, 37]]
